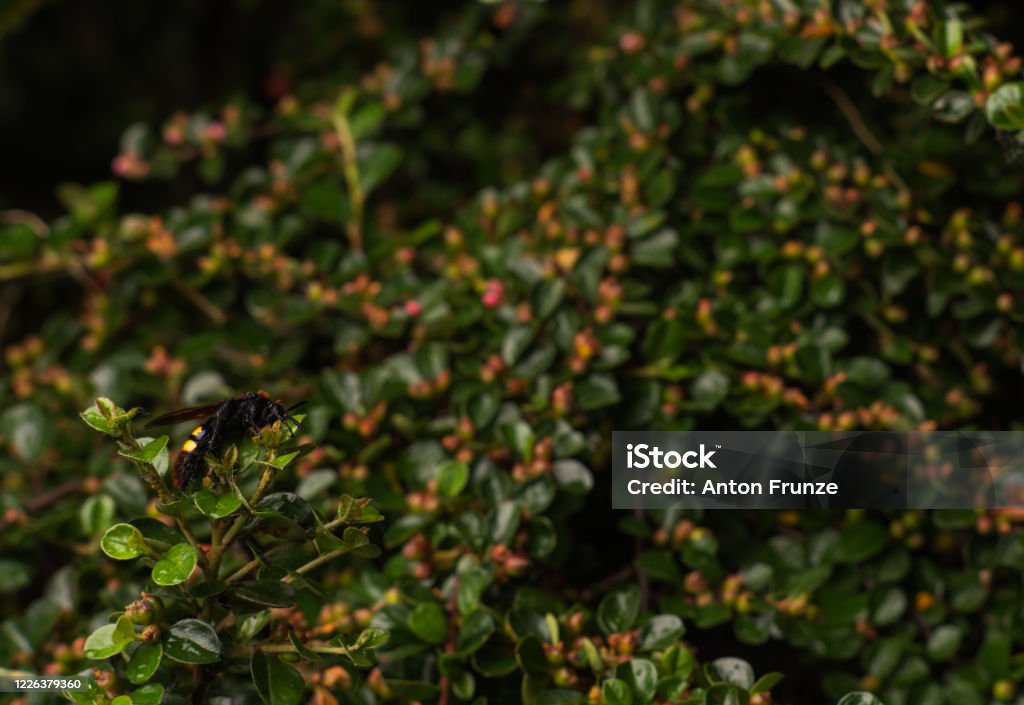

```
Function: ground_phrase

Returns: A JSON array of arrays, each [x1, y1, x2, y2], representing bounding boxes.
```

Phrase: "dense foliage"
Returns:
[[3, 1, 1024, 704]]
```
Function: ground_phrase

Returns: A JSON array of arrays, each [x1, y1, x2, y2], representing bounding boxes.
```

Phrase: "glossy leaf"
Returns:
[[151, 543, 198, 586]]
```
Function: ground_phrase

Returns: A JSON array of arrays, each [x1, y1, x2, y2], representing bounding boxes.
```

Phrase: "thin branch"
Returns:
[[331, 90, 365, 253], [0, 283, 21, 346], [633, 507, 650, 612], [438, 577, 459, 705], [224, 514, 350, 585], [0, 209, 49, 237], [282, 545, 353, 583], [172, 280, 227, 326], [820, 79, 884, 155], [252, 643, 359, 656], [25, 478, 83, 512], [206, 462, 279, 578]]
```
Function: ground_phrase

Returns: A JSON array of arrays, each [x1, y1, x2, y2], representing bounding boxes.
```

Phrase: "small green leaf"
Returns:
[[833, 522, 888, 563], [457, 567, 492, 615], [384, 513, 433, 548], [130, 684, 164, 705], [872, 587, 906, 626], [119, 436, 169, 463], [692, 370, 730, 406], [504, 420, 535, 462], [193, 489, 243, 518], [934, 509, 975, 528], [551, 459, 593, 495], [575, 374, 621, 410], [598, 584, 641, 635], [615, 658, 658, 704], [342, 526, 370, 548], [151, 543, 198, 586], [81, 405, 114, 434], [126, 642, 162, 684], [407, 602, 447, 644], [272, 450, 301, 469], [358, 143, 403, 193], [101, 524, 149, 560], [810, 274, 845, 308], [910, 75, 950, 105], [437, 461, 470, 498], [163, 618, 221, 664], [709, 657, 755, 688], [455, 609, 494, 656], [637, 614, 685, 651], [706, 683, 745, 705], [491, 500, 521, 545], [1, 403, 52, 462], [534, 278, 566, 319], [536, 689, 586, 705], [288, 628, 323, 663], [602, 678, 633, 705], [751, 672, 783, 694], [352, 627, 389, 650], [934, 91, 974, 123], [251, 651, 306, 705], [0, 560, 30, 592], [467, 389, 500, 429], [938, 19, 963, 58], [837, 694, 884, 705], [502, 324, 536, 365], [516, 634, 548, 677], [926, 624, 963, 661], [336, 494, 385, 523], [234, 580, 297, 608], [79, 494, 115, 536], [979, 631, 1010, 679], [84, 616, 136, 659], [986, 83, 1024, 131], [631, 228, 679, 267]]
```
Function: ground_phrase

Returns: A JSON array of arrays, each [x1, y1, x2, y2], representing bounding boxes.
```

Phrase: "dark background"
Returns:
[[0, 0, 577, 219], [3, 1, 1023, 219]]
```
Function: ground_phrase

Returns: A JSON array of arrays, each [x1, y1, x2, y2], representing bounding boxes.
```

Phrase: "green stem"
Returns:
[[176, 517, 201, 554], [331, 89, 364, 253], [0, 257, 70, 281], [172, 280, 227, 325], [224, 514, 349, 585], [201, 519, 226, 588], [282, 545, 353, 584], [206, 462, 278, 578], [247, 643, 356, 656]]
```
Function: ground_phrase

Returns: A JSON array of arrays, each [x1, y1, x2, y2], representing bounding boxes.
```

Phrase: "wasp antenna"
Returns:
[[287, 400, 308, 412], [282, 415, 304, 438]]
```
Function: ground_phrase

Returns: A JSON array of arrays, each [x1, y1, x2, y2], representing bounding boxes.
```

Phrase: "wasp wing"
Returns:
[[144, 401, 223, 428]]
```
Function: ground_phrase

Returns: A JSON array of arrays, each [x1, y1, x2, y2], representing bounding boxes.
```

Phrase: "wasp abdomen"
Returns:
[[173, 422, 215, 490]]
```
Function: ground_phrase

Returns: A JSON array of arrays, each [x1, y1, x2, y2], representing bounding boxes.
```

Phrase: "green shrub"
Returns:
[[2, 1, 1024, 704]]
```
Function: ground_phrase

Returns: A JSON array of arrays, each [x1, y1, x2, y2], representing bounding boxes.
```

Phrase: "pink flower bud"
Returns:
[[482, 279, 505, 308], [203, 122, 227, 142], [619, 31, 645, 53]]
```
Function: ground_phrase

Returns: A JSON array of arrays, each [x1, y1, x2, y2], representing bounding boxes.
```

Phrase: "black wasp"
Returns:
[[145, 390, 305, 489]]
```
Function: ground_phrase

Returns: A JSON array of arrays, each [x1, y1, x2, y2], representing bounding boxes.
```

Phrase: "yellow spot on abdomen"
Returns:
[[182, 439, 198, 452], [191, 425, 204, 437]]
